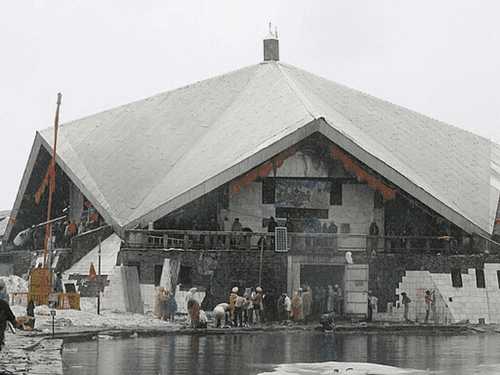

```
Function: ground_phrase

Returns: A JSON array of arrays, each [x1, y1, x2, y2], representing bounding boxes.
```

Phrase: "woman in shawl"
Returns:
[[187, 297, 200, 328], [301, 288, 312, 323], [291, 291, 304, 324], [165, 291, 177, 321], [0, 280, 8, 304], [154, 287, 167, 319]]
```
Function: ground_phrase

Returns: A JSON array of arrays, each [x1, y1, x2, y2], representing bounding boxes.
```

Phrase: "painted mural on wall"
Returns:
[[275, 179, 330, 209]]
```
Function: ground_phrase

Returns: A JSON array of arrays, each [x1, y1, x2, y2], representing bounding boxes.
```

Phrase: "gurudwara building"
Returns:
[[4, 33, 500, 323]]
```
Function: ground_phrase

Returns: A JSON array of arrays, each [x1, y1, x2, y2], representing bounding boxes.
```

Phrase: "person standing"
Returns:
[[165, 291, 177, 322], [252, 287, 263, 324], [229, 287, 238, 325], [326, 285, 335, 313], [187, 297, 200, 328], [301, 288, 312, 323], [277, 293, 287, 323], [424, 290, 435, 323], [0, 280, 8, 304], [401, 292, 411, 323], [234, 293, 245, 327], [367, 290, 378, 322], [0, 298, 16, 352], [333, 284, 343, 316], [284, 293, 292, 321], [267, 217, 277, 248], [243, 287, 252, 326], [231, 218, 243, 248], [369, 222, 380, 253], [54, 273, 64, 293], [291, 290, 304, 324], [155, 288, 167, 319]]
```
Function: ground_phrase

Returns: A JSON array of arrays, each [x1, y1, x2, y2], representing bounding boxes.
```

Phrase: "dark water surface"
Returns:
[[62, 331, 500, 375]]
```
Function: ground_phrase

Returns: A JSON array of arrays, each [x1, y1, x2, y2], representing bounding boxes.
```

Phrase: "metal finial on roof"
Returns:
[[263, 22, 279, 61]]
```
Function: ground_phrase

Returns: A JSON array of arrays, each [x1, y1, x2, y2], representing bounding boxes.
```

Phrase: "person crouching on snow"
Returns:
[[213, 303, 231, 328]]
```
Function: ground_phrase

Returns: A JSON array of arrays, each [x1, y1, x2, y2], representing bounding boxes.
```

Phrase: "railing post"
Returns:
[[245, 233, 251, 251], [224, 234, 230, 250], [163, 234, 169, 248], [184, 234, 189, 250], [205, 232, 210, 250]]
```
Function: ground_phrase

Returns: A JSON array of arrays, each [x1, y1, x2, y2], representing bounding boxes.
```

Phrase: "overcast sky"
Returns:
[[1, 1, 499, 211]]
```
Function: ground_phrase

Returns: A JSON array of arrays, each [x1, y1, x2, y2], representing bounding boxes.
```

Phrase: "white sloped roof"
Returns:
[[31, 60, 500, 236]]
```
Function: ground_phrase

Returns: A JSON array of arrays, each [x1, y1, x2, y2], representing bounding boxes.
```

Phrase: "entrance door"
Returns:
[[300, 265, 344, 291], [344, 264, 369, 318]]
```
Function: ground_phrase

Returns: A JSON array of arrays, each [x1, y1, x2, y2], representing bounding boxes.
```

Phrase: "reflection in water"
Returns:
[[63, 332, 500, 375]]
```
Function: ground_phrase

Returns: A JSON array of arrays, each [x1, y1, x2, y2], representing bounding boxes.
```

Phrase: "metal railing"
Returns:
[[123, 229, 455, 254]]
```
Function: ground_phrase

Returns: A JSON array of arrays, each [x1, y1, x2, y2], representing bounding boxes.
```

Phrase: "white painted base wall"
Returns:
[[374, 263, 500, 324]]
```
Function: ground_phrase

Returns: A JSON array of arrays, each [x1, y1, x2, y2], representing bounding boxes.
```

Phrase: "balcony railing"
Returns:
[[123, 229, 458, 255]]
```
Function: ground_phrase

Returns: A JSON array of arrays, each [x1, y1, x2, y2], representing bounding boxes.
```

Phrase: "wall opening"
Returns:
[[451, 268, 462, 288], [476, 268, 485, 288]]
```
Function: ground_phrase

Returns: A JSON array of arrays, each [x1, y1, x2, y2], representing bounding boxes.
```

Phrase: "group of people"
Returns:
[[277, 287, 312, 324], [398, 290, 436, 324], [154, 287, 178, 322], [213, 286, 265, 328]]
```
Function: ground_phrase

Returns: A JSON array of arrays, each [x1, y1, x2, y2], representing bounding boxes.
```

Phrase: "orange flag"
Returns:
[[89, 262, 97, 281]]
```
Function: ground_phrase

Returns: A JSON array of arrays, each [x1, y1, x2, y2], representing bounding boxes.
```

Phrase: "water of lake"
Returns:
[[62, 330, 500, 374]]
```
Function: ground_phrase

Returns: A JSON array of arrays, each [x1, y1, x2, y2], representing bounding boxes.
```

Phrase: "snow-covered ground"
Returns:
[[4, 275, 187, 330], [11, 297, 187, 329]]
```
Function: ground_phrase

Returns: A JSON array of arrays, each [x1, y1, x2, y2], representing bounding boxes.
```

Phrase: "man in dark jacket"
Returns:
[[0, 298, 17, 351]]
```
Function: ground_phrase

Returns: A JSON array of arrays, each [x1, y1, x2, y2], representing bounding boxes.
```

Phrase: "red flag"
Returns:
[[34, 164, 52, 203], [89, 262, 97, 281]]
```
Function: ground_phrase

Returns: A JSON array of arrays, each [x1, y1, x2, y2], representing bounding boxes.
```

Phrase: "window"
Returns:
[[497, 270, 500, 289], [330, 180, 342, 205], [262, 178, 275, 204], [219, 185, 229, 209], [340, 223, 351, 234], [451, 268, 462, 288], [476, 268, 485, 288], [179, 266, 192, 286], [374, 190, 384, 209], [154, 265, 163, 287]]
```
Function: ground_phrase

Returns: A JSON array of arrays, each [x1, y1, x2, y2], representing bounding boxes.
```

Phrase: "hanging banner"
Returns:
[[275, 179, 330, 209]]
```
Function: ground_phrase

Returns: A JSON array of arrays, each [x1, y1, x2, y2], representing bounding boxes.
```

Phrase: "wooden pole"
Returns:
[[41, 93, 62, 302], [259, 239, 264, 286], [97, 236, 101, 315]]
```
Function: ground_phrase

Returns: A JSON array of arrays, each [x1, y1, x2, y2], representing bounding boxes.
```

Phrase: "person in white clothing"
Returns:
[[213, 303, 231, 328], [284, 293, 292, 321]]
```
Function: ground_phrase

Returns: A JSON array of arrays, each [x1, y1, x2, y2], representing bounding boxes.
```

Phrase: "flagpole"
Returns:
[[41, 93, 62, 303]]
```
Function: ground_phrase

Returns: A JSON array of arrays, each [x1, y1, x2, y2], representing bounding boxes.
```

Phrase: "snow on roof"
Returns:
[[31, 61, 500, 236]]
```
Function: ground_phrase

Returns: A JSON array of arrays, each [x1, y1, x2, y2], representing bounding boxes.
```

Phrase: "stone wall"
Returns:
[[118, 248, 287, 311], [355, 252, 500, 312]]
